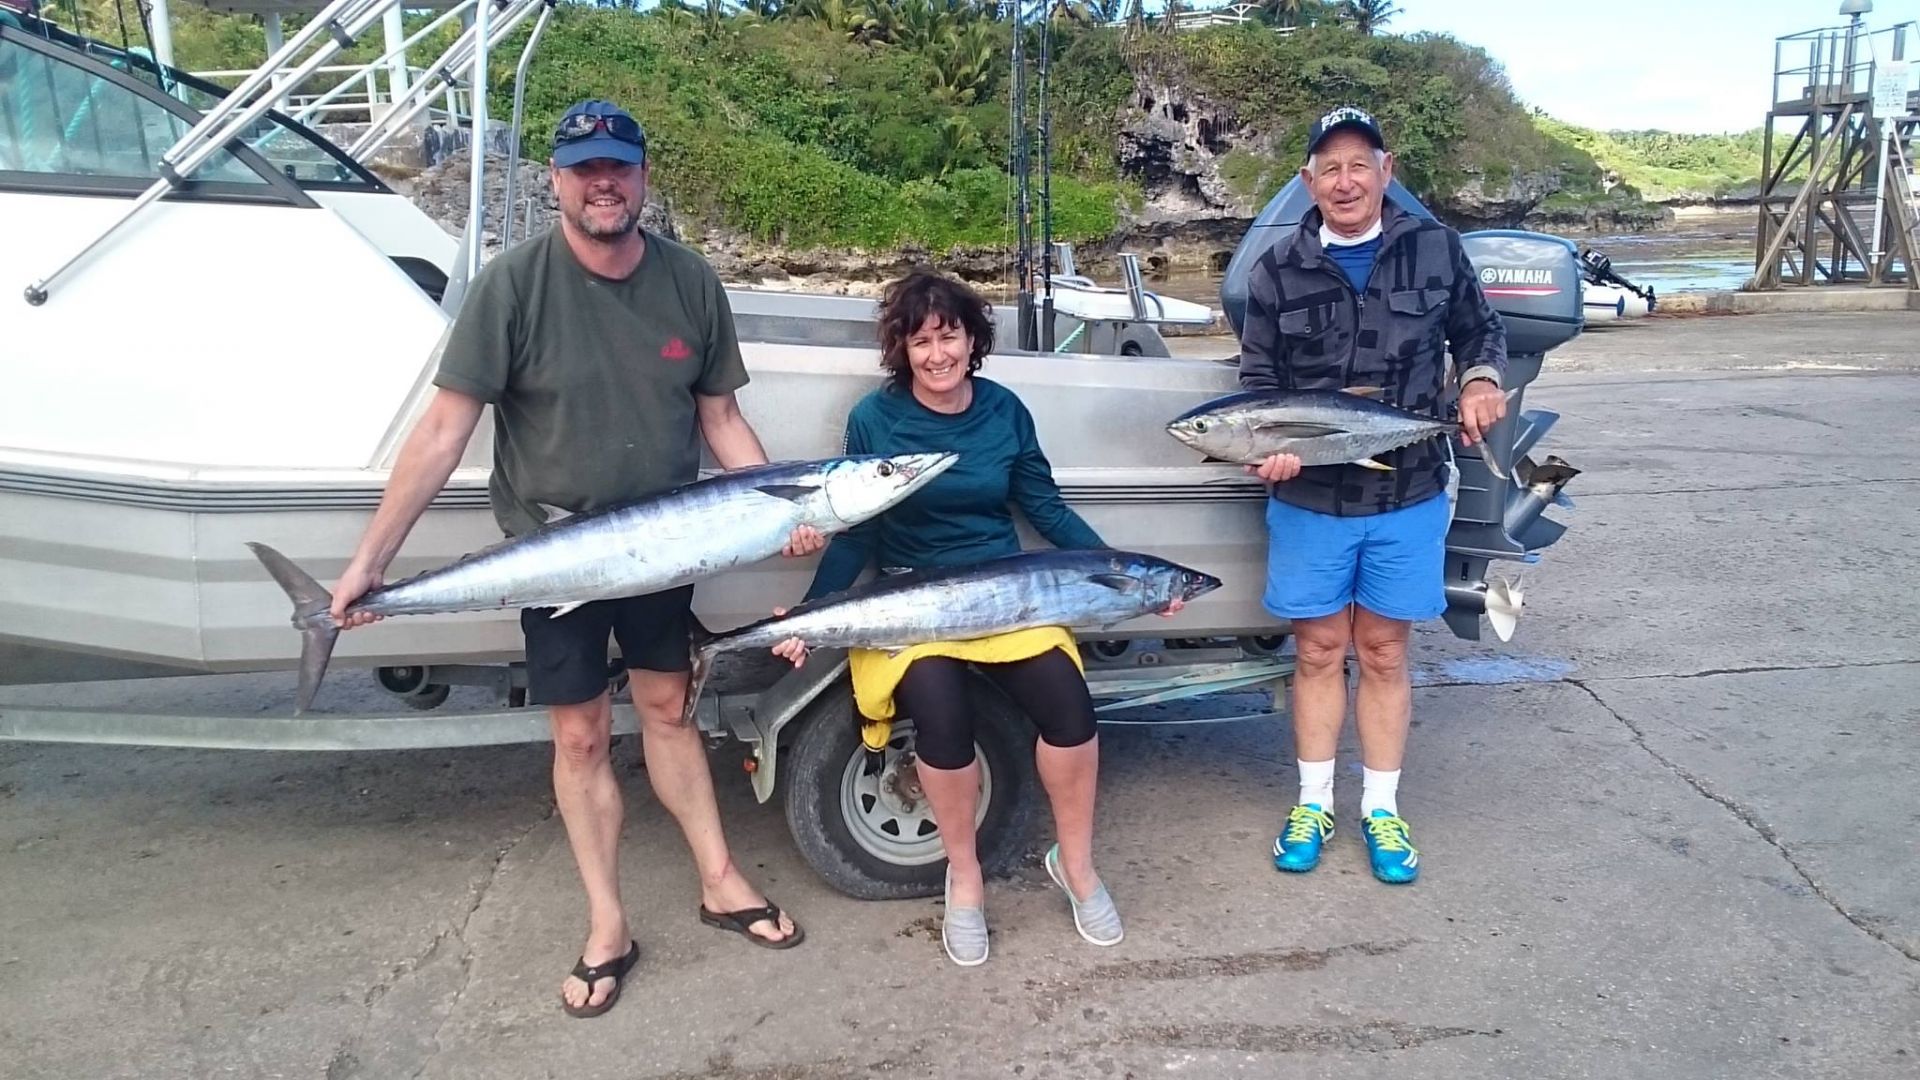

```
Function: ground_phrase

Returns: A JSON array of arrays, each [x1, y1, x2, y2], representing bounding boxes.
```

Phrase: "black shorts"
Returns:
[[520, 586, 695, 706]]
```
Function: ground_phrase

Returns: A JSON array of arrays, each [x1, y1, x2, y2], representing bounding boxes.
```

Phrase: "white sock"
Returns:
[[1362, 768, 1401, 817], [1297, 758, 1334, 811]]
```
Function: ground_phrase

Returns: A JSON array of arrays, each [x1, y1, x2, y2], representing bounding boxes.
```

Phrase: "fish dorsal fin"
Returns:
[[1354, 457, 1396, 472], [1252, 421, 1345, 438], [539, 503, 577, 525], [546, 601, 587, 619], [1088, 573, 1142, 594], [1342, 386, 1385, 398], [753, 483, 821, 502]]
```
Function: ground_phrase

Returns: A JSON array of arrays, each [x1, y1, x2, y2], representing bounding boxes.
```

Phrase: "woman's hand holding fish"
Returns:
[[1248, 453, 1303, 484], [769, 607, 809, 667], [783, 525, 826, 558], [1458, 379, 1507, 447]]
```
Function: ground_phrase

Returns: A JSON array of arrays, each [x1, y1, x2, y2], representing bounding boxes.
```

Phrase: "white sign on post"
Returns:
[[1874, 60, 1911, 116]]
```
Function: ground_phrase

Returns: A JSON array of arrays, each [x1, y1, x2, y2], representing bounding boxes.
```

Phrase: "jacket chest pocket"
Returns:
[[1382, 286, 1449, 362], [1276, 300, 1346, 383]]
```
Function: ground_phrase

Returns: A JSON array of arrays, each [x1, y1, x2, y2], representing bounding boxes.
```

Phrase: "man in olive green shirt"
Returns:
[[330, 100, 816, 1019]]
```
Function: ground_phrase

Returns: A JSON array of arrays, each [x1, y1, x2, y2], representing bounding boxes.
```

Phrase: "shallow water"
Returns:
[[1120, 208, 1760, 308]]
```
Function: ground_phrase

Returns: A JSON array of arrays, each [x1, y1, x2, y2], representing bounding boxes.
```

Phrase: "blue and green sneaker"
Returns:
[[1362, 809, 1419, 884], [1272, 803, 1334, 873]]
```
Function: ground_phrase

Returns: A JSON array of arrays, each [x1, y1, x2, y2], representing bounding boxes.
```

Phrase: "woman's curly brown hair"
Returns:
[[875, 270, 995, 389]]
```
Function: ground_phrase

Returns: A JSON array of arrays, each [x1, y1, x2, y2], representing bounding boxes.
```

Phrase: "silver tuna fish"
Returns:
[[250, 453, 958, 712], [682, 549, 1223, 724], [1165, 388, 1508, 479]]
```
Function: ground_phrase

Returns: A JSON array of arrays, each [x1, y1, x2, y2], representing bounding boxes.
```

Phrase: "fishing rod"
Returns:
[[1010, 0, 1035, 351], [1038, 0, 1054, 351]]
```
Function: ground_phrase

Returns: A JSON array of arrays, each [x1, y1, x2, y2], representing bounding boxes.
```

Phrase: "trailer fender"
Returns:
[[736, 648, 852, 804]]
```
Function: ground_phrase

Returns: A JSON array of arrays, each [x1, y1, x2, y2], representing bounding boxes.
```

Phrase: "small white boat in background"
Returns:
[[1578, 247, 1656, 322]]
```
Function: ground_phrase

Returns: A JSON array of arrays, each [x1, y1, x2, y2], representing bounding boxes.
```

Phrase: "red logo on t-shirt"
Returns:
[[660, 337, 692, 361]]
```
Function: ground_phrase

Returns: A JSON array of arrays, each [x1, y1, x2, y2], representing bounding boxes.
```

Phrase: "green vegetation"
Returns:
[[1534, 115, 1776, 201], [33, 0, 1771, 252], [502, 10, 1144, 250]]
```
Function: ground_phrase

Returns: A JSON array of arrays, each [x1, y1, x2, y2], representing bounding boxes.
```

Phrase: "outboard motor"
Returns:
[[1218, 178, 1584, 643]]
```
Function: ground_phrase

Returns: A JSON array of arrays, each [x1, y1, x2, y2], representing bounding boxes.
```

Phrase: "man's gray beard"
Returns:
[[570, 204, 638, 241]]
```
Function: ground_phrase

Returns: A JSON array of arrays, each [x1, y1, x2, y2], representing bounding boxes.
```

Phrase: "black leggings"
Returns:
[[894, 647, 1098, 770]]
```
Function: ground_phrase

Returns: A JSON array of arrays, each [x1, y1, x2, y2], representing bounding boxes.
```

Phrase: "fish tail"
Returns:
[[246, 542, 340, 714], [1477, 390, 1524, 482], [682, 640, 721, 728]]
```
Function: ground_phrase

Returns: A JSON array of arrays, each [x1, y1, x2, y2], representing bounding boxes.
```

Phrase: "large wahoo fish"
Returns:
[[249, 453, 958, 712], [682, 549, 1224, 724], [1165, 387, 1511, 479]]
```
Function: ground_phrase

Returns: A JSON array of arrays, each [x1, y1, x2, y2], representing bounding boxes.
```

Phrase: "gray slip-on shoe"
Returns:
[[1046, 843, 1123, 946], [941, 867, 989, 967]]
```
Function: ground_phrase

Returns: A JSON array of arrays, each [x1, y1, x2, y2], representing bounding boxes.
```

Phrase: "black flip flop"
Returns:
[[560, 939, 639, 1019], [698, 902, 806, 950]]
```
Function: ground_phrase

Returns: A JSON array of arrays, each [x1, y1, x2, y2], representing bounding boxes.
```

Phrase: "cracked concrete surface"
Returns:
[[1572, 677, 1920, 965], [4, 312, 1920, 1077]]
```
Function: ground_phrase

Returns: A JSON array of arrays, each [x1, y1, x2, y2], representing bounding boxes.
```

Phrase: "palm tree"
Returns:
[[1341, 0, 1398, 35], [925, 20, 999, 104], [1259, 0, 1306, 27]]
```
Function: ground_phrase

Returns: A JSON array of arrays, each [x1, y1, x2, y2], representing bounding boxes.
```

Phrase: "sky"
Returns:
[[1388, 0, 1912, 134]]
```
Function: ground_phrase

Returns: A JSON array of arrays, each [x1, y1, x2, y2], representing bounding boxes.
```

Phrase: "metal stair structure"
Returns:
[[1750, 11, 1918, 290], [1871, 115, 1920, 279]]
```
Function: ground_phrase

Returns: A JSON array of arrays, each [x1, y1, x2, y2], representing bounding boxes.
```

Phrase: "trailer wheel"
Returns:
[[783, 679, 1039, 900], [402, 684, 452, 710]]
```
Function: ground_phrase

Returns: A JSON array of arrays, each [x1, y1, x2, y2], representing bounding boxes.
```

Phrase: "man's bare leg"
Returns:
[[550, 694, 631, 1010], [1348, 606, 1418, 880], [1290, 608, 1355, 763], [1351, 607, 1412, 773], [628, 669, 796, 943]]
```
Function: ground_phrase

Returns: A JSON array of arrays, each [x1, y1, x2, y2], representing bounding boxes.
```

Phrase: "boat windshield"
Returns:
[[2, 14, 383, 189], [0, 31, 264, 185]]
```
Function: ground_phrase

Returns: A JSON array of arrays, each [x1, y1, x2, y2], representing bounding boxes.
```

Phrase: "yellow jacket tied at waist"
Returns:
[[848, 627, 1083, 750]]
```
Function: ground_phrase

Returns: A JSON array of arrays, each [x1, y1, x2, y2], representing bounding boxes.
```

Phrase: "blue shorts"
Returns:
[[1262, 492, 1449, 623]]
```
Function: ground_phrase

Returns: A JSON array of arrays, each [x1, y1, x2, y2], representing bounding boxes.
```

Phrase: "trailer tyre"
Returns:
[[783, 679, 1039, 901]]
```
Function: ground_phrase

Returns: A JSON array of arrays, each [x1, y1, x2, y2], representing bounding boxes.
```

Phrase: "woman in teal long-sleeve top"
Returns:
[[774, 271, 1153, 967], [801, 345, 1104, 600]]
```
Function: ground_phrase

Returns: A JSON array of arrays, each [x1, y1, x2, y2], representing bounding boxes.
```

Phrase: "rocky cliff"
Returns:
[[1107, 79, 1584, 266], [1117, 78, 1266, 222]]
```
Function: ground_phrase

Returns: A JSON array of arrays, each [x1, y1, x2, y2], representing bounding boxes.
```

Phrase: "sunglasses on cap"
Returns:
[[554, 112, 646, 147]]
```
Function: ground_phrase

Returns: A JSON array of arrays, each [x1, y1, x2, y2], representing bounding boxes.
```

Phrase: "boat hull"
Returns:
[[0, 344, 1279, 675]]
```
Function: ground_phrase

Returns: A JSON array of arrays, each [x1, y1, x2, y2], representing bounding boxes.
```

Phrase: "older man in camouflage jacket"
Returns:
[[1239, 105, 1508, 885]]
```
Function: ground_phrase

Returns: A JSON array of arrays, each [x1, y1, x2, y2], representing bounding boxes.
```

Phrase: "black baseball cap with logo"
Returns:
[[1306, 105, 1386, 158]]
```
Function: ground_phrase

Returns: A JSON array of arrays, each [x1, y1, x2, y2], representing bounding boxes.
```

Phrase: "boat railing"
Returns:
[[192, 62, 459, 125]]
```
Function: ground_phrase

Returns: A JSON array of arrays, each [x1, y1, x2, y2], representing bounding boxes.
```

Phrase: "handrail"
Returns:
[[344, 0, 546, 164], [500, 0, 558, 249], [196, 63, 451, 122], [287, 0, 478, 125]]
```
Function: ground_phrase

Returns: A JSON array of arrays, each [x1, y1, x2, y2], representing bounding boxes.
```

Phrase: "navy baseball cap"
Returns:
[[1306, 104, 1385, 157], [552, 99, 647, 168]]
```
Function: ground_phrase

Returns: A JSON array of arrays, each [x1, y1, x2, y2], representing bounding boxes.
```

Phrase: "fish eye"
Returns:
[[1192, 420, 1209, 433], [878, 461, 895, 477]]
